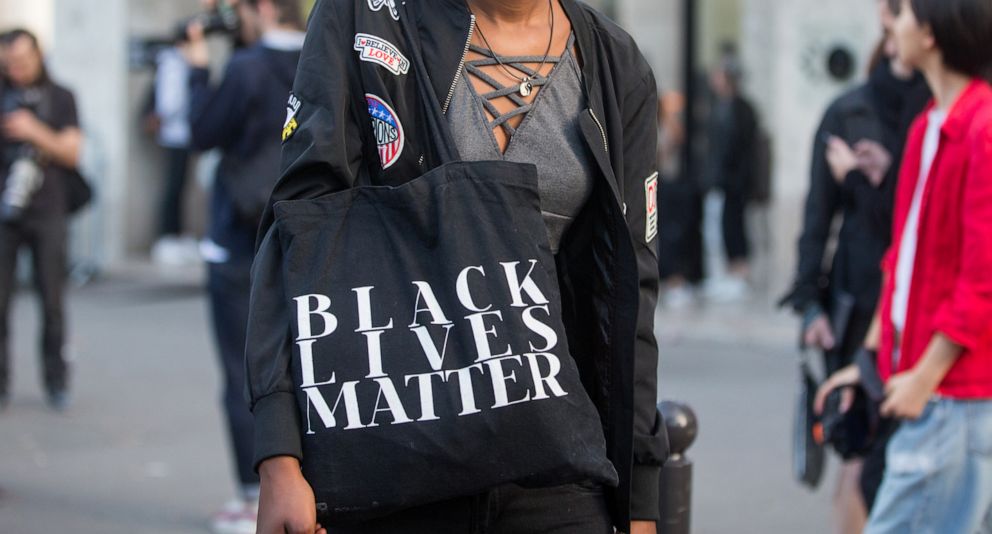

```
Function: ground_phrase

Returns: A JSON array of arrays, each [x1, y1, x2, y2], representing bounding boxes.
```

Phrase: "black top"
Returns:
[[705, 94, 758, 195], [782, 60, 931, 315], [0, 81, 80, 219], [188, 43, 301, 262]]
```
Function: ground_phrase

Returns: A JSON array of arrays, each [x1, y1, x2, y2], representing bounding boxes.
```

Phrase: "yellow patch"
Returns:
[[282, 117, 299, 142]]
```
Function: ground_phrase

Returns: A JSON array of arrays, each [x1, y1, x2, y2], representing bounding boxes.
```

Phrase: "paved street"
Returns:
[[0, 268, 836, 533]]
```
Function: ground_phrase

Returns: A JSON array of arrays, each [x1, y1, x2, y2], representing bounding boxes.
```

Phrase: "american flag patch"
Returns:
[[366, 94, 405, 170]]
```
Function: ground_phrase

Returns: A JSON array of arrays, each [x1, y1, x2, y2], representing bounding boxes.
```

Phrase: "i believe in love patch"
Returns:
[[354, 34, 410, 76], [366, 94, 405, 169]]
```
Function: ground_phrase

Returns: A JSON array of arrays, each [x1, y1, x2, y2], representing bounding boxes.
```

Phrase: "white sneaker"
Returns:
[[664, 285, 697, 311], [211, 499, 257, 534], [704, 276, 750, 303], [151, 236, 185, 266]]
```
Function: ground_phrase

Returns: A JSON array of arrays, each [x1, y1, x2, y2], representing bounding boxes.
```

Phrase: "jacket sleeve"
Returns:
[[188, 57, 252, 151], [245, 0, 365, 470], [781, 107, 843, 313], [620, 67, 668, 522], [931, 126, 992, 351]]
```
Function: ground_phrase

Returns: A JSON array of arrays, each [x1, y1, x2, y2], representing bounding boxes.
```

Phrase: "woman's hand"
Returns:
[[825, 136, 858, 184], [814, 364, 861, 416], [879, 369, 935, 420], [2, 109, 46, 144], [853, 140, 893, 188], [803, 314, 836, 351], [257, 456, 326, 534]]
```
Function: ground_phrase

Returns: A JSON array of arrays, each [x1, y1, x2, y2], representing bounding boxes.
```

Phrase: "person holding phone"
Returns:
[[781, 1, 930, 529], [815, 0, 992, 531]]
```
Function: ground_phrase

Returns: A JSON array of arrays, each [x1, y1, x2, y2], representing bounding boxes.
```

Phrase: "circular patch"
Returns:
[[366, 94, 405, 170]]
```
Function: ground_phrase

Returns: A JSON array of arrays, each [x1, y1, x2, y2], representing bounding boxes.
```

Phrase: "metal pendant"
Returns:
[[519, 80, 534, 97]]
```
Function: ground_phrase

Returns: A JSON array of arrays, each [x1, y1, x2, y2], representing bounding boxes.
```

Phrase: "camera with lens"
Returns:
[[0, 85, 45, 223], [129, 1, 242, 70], [172, 0, 241, 43]]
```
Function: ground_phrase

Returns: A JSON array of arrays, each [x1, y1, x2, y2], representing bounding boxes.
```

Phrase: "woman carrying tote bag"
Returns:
[[246, 1, 668, 533]]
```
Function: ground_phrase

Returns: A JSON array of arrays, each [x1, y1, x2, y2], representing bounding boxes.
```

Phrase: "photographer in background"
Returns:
[[0, 29, 82, 412], [183, 1, 304, 532]]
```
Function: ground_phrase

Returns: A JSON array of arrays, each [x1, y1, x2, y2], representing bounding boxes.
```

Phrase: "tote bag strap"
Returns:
[[397, 4, 461, 165]]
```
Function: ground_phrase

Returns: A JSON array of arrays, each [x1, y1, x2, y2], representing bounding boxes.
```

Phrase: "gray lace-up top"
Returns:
[[446, 33, 596, 254]]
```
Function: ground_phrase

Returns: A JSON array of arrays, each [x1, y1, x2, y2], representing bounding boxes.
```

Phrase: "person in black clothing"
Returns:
[[705, 52, 758, 296], [780, 0, 931, 530], [657, 90, 705, 309], [0, 29, 83, 412], [184, 1, 305, 532], [246, 1, 667, 533]]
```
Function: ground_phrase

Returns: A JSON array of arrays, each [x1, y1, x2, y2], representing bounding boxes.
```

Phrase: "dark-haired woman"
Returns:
[[781, 1, 930, 529], [245, 1, 668, 533], [817, 0, 992, 531]]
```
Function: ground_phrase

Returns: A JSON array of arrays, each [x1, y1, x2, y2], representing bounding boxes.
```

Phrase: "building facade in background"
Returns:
[[1, 0, 880, 289]]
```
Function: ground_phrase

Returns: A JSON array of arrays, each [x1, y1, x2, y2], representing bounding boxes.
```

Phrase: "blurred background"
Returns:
[[0, 0, 886, 532]]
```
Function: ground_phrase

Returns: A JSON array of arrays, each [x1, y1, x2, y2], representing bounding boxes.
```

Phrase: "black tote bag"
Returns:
[[793, 355, 825, 489], [268, 13, 616, 525]]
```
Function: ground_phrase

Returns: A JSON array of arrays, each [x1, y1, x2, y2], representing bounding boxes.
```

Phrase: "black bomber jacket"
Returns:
[[245, 0, 668, 528]]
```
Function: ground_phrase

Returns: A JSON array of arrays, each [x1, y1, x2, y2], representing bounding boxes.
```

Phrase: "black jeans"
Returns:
[[328, 482, 613, 534], [207, 260, 259, 489], [721, 189, 750, 262], [160, 147, 190, 237], [0, 216, 68, 395]]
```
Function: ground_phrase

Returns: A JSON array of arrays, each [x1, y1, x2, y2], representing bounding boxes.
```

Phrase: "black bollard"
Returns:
[[657, 401, 698, 534]]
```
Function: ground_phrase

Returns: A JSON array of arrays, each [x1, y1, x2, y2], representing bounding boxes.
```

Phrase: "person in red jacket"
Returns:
[[816, 0, 992, 532]]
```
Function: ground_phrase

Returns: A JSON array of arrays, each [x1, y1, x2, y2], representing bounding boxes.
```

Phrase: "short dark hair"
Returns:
[[0, 28, 41, 50], [909, 0, 992, 77], [245, 0, 305, 29], [0, 28, 50, 84]]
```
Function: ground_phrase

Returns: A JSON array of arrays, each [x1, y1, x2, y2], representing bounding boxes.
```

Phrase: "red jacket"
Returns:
[[878, 79, 992, 399]]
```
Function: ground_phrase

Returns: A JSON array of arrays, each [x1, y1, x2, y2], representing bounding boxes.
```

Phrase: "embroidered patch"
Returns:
[[644, 172, 659, 242], [367, 0, 399, 20], [282, 93, 302, 142], [366, 94, 405, 169], [354, 33, 410, 76]]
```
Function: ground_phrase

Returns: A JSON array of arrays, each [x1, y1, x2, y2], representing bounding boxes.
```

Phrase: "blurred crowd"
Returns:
[[2, 0, 992, 532]]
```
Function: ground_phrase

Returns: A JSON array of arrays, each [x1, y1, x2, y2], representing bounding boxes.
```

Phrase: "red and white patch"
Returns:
[[644, 172, 659, 242], [366, 94, 405, 170], [354, 34, 410, 76]]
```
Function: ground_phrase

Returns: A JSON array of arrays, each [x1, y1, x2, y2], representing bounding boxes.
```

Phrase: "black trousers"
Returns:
[[0, 216, 69, 395], [160, 147, 190, 237], [328, 482, 613, 534], [657, 176, 705, 283], [207, 260, 259, 488], [721, 189, 750, 262]]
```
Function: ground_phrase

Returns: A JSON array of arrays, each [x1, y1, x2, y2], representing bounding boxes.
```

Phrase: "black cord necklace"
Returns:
[[473, 0, 555, 97]]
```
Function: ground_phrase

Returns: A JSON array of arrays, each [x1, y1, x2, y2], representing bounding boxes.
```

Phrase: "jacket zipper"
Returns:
[[421, 15, 476, 168], [443, 14, 477, 115], [588, 109, 609, 154]]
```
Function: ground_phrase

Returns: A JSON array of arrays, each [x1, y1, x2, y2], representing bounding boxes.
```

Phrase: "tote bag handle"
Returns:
[[397, 5, 462, 166]]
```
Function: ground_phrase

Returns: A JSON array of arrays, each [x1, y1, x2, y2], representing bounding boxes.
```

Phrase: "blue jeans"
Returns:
[[866, 398, 992, 534]]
